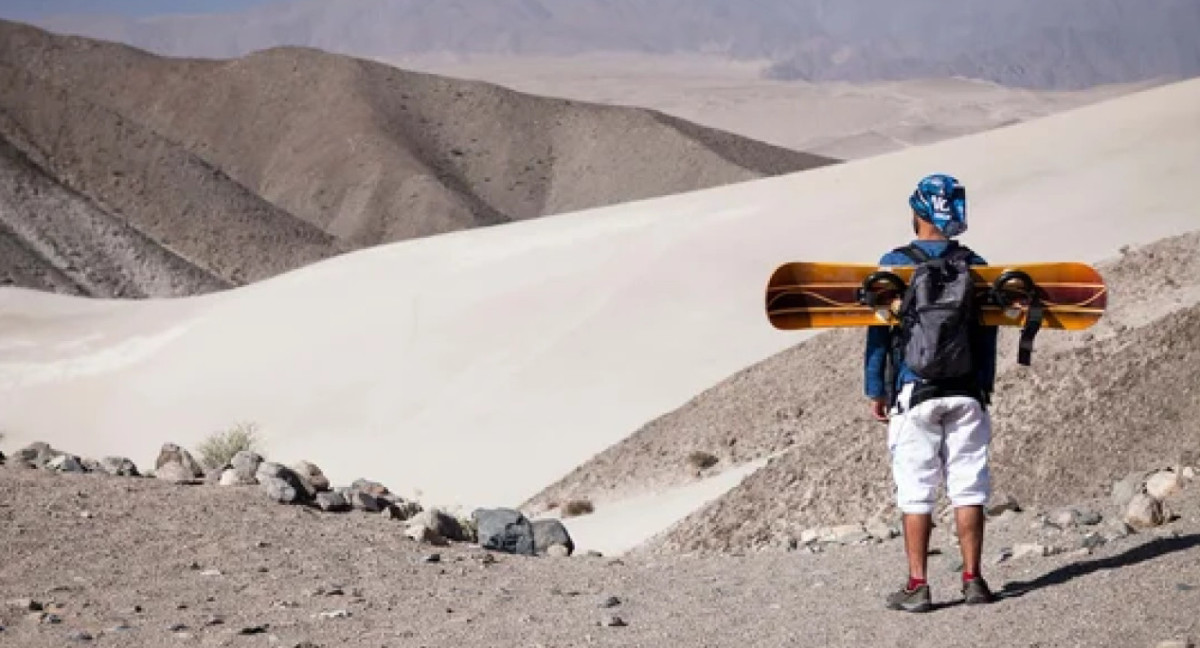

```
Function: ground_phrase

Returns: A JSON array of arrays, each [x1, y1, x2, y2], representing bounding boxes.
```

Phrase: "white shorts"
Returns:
[[887, 383, 992, 515]]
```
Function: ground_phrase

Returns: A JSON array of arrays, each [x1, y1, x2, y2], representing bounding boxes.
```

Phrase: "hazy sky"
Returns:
[[0, 0, 281, 21]]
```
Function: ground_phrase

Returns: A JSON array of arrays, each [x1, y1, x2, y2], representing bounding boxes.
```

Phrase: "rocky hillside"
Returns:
[[523, 230, 1200, 552], [0, 20, 834, 297], [35, 0, 1200, 90]]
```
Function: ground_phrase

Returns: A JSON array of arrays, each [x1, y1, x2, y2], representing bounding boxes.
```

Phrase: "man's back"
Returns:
[[863, 239, 999, 406]]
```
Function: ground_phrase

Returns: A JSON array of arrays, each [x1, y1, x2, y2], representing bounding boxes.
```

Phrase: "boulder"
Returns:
[[230, 451, 263, 484], [314, 491, 351, 513], [405, 524, 449, 546], [15, 442, 60, 467], [532, 518, 575, 556], [45, 454, 86, 473], [1124, 493, 1166, 529], [98, 457, 140, 477], [985, 494, 1021, 517], [292, 462, 330, 495], [155, 444, 204, 478], [255, 463, 311, 504], [409, 509, 469, 542], [1111, 470, 1149, 509], [1146, 470, 1184, 501], [351, 479, 389, 497], [155, 461, 199, 484], [472, 508, 536, 556]]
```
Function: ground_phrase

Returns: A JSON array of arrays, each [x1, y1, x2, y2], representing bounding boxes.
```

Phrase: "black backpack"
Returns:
[[885, 242, 982, 405]]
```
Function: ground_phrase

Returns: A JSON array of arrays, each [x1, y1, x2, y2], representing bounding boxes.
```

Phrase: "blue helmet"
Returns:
[[909, 174, 967, 237]]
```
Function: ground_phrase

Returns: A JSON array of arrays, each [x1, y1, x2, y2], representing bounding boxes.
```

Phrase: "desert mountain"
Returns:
[[34, 0, 1200, 90], [0, 20, 834, 297]]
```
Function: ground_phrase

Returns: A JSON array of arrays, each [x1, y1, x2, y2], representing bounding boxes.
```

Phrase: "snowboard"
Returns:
[[764, 261, 1107, 331]]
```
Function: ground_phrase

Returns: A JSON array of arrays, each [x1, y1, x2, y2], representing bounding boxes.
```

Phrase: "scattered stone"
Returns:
[[409, 508, 469, 542], [422, 553, 441, 564], [473, 508, 536, 556], [532, 518, 576, 555], [405, 524, 448, 546], [199, 569, 223, 577], [98, 456, 140, 477], [1125, 493, 1166, 529], [1154, 641, 1194, 648], [1111, 470, 1149, 509], [229, 451, 263, 483], [155, 443, 204, 478], [986, 494, 1021, 517], [155, 461, 199, 485], [1183, 467, 1197, 481], [1080, 532, 1108, 550], [9, 598, 43, 611], [547, 543, 571, 558], [1146, 470, 1184, 501], [600, 615, 627, 627], [1013, 543, 1052, 560], [316, 610, 350, 620], [348, 490, 386, 513], [67, 630, 93, 642], [218, 469, 249, 487], [46, 454, 86, 473], [238, 625, 269, 635], [204, 615, 224, 626], [599, 596, 621, 608], [351, 479, 389, 497], [256, 463, 311, 504], [314, 491, 351, 513], [15, 442, 60, 466], [292, 461, 331, 495]]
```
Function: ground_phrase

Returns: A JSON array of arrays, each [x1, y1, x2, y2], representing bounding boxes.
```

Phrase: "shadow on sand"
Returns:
[[997, 533, 1200, 600]]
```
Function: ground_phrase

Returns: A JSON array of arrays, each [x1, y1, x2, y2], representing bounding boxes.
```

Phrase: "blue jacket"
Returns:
[[863, 240, 999, 401]]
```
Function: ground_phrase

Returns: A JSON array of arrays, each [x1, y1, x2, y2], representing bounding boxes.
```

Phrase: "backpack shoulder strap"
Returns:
[[892, 244, 930, 264]]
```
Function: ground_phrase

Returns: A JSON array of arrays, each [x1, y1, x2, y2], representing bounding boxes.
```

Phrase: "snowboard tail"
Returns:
[[765, 261, 1107, 331]]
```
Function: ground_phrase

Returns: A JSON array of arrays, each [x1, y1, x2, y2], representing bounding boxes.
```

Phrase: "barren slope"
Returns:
[[528, 232, 1200, 530], [0, 20, 834, 297]]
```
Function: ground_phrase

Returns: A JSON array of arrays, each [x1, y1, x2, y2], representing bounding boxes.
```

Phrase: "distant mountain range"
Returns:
[[34, 0, 1200, 90]]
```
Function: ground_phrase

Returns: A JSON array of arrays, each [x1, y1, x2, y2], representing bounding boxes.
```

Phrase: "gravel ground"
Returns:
[[1, 466, 1197, 648]]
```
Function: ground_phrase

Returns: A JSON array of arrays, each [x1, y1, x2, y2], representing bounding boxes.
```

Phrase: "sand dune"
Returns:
[[1, 77, 1198, 551], [0, 20, 831, 297]]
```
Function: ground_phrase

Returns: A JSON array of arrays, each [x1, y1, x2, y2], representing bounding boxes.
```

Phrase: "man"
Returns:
[[864, 174, 999, 612]]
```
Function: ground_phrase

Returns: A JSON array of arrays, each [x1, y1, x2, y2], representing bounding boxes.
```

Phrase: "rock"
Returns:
[[1125, 493, 1166, 529], [409, 509, 468, 541], [1048, 508, 1080, 528], [45, 454, 86, 473], [992, 547, 1014, 565], [1013, 543, 1051, 560], [599, 596, 621, 608], [1076, 508, 1103, 526], [317, 610, 350, 620], [154, 461, 198, 485], [1184, 467, 1197, 481], [348, 490, 386, 513], [600, 615, 627, 627], [292, 461, 330, 495], [81, 458, 101, 472], [986, 494, 1021, 516], [405, 524, 448, 546], [1080, 532, 1107, 550], [256, 463, 311, 504], [1111, 470, 1148, 509], [351, 479, 389, 497], [828, 524, 871, 545], [67, 630, 93, 642], [8, 598, 42, 611], [219, 469, 249, 487], [314, 491, 351, 513], [98, 457, 139, 477], [0, 449, 5, 465], [230, 451, 263, 483], [15, 442, 60, 466], [1154, 641, 1195, 648], [532, 518, 575, 555], [1146, 470, 1184, 501], [155, 443, 204, 478], [547, 544, 571, 558], [473, 508, 536, 556]]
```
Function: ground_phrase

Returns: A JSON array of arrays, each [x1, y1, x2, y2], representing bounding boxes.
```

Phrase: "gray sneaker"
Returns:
[[962, 577, 997, 604], [885, 582, 932, 613]]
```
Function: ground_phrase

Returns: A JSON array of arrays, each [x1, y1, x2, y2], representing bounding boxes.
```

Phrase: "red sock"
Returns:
[[962, 571, 979, 583], [907, 576, 927, 590]]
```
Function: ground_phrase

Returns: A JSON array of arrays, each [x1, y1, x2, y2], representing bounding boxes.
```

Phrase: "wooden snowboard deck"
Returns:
[[765, 261, 1107, 330]]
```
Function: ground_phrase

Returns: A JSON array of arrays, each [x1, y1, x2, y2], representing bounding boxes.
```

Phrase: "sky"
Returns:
[[0, 0, 281, 21]]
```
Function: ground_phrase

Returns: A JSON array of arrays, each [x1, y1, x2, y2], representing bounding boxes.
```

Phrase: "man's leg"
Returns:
[[885, 388, 943, 611], [944, 397, 997, 603]]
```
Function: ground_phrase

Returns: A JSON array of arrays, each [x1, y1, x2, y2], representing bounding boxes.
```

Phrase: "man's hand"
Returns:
[[870, 397, 889, 422]]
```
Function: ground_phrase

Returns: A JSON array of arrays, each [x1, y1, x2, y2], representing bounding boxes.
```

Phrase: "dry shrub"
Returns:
[[562, 498, 595, 518], [195, 422, 260, 469], [687, 450, 719, 470]]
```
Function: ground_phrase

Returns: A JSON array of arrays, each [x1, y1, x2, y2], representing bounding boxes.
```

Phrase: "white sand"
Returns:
[[1, 79, 1198, 537]]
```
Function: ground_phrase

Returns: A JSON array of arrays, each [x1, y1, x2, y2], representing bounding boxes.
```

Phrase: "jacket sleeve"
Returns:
[[863, 250, 904, 399]]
